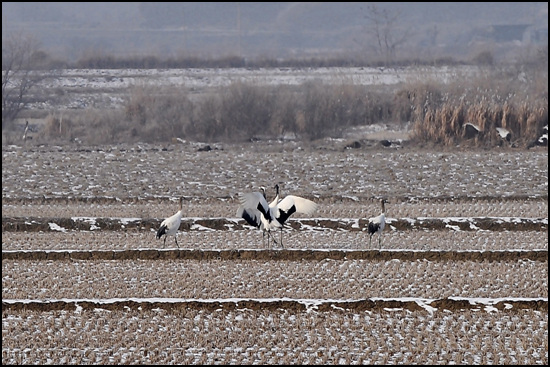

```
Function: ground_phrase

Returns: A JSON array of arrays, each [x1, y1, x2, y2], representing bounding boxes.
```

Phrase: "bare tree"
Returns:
[[2, 33, 45, 129], [362, 4, 412, 66]]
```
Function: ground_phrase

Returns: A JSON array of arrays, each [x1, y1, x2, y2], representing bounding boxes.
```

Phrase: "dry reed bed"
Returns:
[[2, 308, 547, 364], [2, 259, 547, 300], [14, 66, 548, 147], [411, 100, 548, 148]]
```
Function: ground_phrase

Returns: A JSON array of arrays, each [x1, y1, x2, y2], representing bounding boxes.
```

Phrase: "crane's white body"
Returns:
[[22, 120, 30, 141], [367, 199, 386, 248], [156, 197, 183, 247], [496, 127, 511, 140]]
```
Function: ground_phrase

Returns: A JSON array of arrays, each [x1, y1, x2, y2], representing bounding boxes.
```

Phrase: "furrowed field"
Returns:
[[2, 138, 548, 364]]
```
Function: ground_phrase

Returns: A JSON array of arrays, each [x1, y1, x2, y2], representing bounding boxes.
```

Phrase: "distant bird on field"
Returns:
[[156, 197, 184, 248], [463, 122, 480, 139], [270, 184, 318, 247], [527, 124, 548, 148], [22, 120, 30, 141], [237, 184, 318, 248], [380, 139, 392, 147], [496, 127, 512, 144], [538, 125, 548, 146], [367, 199, 387, 248]]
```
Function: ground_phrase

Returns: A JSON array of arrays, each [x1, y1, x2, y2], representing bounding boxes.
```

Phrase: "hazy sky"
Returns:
[[2, 3, 548, 61]]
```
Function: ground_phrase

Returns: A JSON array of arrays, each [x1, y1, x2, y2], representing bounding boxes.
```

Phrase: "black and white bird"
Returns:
[[463, 122, 480, 139], [237, 187, 280, 247], [269, 183, 281, 207], [496, 127, 512, 145], [156, 197, 184, 248], [367, 199, 387, 248], [237, 184, 318, 248], [270, 184, 318, 247], [22, 120, 30, 141]]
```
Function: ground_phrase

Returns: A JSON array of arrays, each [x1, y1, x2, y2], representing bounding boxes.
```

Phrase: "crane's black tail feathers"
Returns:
[[367, 222, 380, 236], [156, 225, 167, 239], [276, 205, 296, 225], [241, 209, 262, 228]]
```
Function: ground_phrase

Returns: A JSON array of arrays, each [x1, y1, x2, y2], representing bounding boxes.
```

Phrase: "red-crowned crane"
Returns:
[[237, 187, 280, 247], [367, 199, 387, 248], [237, 184, 318, 248], [156, 197, 184, 248], [22, 120, 30, 141], [496, 127, 512, 146], [271, 184, 318, 247]]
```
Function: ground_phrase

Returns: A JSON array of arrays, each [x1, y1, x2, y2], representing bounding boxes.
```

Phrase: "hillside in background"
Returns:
[[2, 2, 548, 63]]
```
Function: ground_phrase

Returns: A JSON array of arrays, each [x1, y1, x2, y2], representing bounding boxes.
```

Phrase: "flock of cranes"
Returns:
[[156, 185, 387, 249]]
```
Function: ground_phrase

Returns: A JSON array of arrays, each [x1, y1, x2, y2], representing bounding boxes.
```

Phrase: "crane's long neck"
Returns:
[[274, 184, 280, 201], [269, 185, 280, 208], [381, 200, 385, 214]]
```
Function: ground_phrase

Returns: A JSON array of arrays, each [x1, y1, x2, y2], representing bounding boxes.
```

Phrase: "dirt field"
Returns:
[[2, 141, 548, 364]]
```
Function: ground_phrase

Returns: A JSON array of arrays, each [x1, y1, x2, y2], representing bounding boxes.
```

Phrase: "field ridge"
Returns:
[[3, 297, 547, 313], [2, 216, 547, 233]]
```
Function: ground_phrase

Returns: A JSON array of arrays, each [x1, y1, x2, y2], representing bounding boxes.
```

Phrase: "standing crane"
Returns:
[[367, 199, 387, 248], [156, 197, 184, 248], [22, 120, 30, 141]]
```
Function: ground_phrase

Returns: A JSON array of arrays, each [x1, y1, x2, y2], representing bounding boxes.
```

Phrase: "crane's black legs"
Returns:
[[268, 231, 276, 248], [263, 231, 281, 249], [274, 231, 283, 249]]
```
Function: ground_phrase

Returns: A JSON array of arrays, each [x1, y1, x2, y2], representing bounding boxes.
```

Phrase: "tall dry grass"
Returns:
[[408, 63, 548, 148], [19, 60, 547, 148], [409, 99, 547, 148]]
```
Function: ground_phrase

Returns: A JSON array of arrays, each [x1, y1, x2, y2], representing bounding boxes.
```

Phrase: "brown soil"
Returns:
[[2, 248, 547, 262], [3, 297, 547, 313]]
